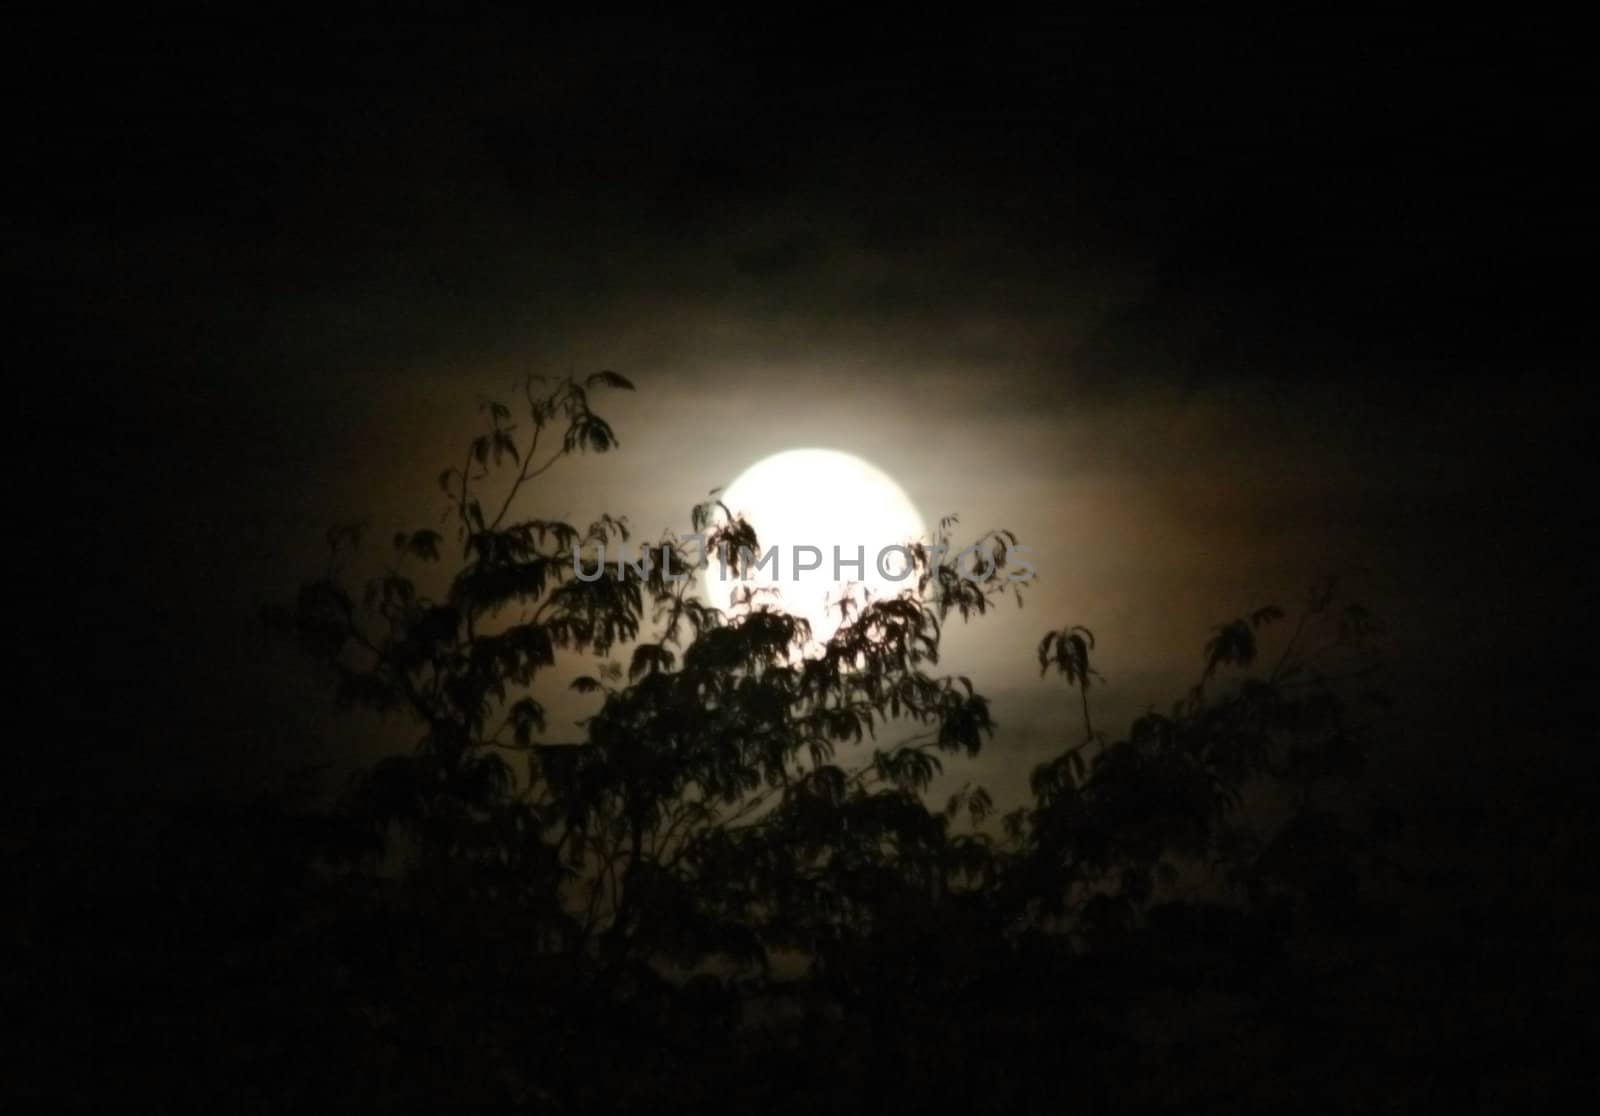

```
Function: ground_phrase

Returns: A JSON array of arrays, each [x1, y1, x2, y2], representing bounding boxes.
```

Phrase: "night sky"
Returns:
[[15, 13, 1591, 809]]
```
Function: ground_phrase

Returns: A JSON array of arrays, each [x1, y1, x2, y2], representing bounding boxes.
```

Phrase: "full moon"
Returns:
[[702, 448, 927, 648]]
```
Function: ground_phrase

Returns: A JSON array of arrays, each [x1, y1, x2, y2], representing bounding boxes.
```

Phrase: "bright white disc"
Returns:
[[702, 448, 927, 648]]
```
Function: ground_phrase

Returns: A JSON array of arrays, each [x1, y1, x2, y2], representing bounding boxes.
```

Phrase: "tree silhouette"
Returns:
[[248, 376, 1420, 1110], [1015, 579, 1382, 945], [269, 373, 1032, 999], [12, 374, 1566, 1112]]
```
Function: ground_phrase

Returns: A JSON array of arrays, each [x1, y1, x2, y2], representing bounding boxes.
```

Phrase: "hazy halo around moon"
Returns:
[[701, 448, 928, 648]]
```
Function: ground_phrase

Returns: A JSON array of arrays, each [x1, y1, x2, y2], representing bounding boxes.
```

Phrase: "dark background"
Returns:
[[6, 10, 1598, 1111], [10, 10, 1592, 807]]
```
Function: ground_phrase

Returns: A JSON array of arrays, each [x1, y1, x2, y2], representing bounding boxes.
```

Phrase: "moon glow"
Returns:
[[701, 448, 928, 648]]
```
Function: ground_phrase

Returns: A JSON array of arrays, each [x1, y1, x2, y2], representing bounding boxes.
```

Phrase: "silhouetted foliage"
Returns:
[[264, 374, 1031, 1000], [266, 378, 1415, 1107], [17, 376, 1586, 1112]]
